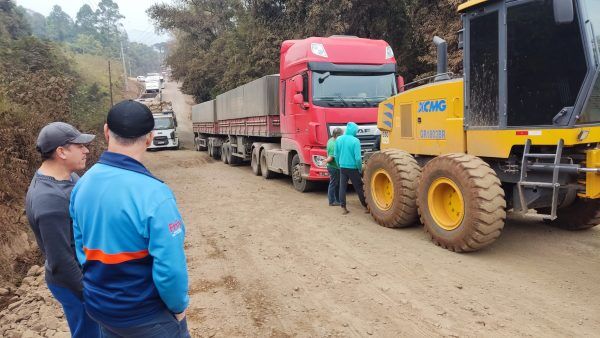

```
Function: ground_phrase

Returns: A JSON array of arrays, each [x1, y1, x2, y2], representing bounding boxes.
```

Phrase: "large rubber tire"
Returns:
[[364, 150, 421, 228], [260, 149, 275, 179], [540, 199, 600, 230], [291, 154, 315, 193], [226, 144, 241, 166], [251, 147, 261, 176], [221, 143, 229, 164], [417, 154, 506, 252]]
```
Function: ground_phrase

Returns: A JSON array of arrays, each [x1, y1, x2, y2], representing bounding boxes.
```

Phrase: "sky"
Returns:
[[16, 0, 173, 45]]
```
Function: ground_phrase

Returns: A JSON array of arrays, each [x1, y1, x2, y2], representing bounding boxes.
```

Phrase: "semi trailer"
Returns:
[[193, 36, 401, 192]]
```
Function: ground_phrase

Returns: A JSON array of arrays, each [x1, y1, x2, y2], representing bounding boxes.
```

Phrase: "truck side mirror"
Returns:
[[292, 75, 303, 93], [293, 93, 304, 104], [553, 0, 574, 24], [396, 75, 405, 93]]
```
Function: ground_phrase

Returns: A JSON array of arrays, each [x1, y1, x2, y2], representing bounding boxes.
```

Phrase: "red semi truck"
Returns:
[[192, 36, 401, 192]]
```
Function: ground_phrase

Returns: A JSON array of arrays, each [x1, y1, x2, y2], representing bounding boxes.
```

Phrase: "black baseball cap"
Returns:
[[36, 122, 95, 154], [107, 100, 155, 138]]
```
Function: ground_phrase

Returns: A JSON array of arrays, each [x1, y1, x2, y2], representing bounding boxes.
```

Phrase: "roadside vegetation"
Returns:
[[148, 0, 463, 102]]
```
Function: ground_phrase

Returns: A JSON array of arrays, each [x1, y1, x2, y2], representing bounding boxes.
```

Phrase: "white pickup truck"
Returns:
[[148, 111, 179, 150]]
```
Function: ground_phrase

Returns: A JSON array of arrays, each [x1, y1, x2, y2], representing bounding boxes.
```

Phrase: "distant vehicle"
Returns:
[[148, 111, 179, 150], [136, 75, 145, 82], [146, 74, 165, 89]]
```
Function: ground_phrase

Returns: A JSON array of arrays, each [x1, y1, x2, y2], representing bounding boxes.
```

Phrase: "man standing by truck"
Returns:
[[70, 100, 190, 337], [335, 122, 367, 214], [25, 122, 100, 338], [325, 127, 343, 206]]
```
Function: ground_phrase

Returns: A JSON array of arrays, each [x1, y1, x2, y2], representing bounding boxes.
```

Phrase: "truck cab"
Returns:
[[148, 112, 179, 150], [278, 36, 400, 187]]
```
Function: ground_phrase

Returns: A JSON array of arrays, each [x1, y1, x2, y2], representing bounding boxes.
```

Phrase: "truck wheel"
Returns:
[[221, 143, 229, 164], [364, 150, 421, 228], [260, 149, 275, 179], [291, 154, 315, 193], [208, 142, 213, 157], [251, 147, 261, 176], [211, 145, 221, 160], [539, 199, 600, 230], [417, 154, 506, 252]]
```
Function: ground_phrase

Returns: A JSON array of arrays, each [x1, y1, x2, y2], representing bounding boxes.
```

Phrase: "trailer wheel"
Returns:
[[211, 145, 221, 160], [260, 149, 275, 179], [208, 142, 213, 157], [291, 154, 315, 193], [539, 198, 600, 230], [417, 154, 506, 252], [227, 144, 241, 166], [221, 143, 229, 164], [364, 150, 421, 228], [251, 147, 261, 176]]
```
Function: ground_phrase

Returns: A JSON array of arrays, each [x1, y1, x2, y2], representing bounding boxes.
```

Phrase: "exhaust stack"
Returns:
[[433, 36, 450, 82]]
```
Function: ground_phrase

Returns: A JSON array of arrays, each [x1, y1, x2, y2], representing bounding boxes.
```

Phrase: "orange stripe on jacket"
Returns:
[[84, 247, 149, 264]]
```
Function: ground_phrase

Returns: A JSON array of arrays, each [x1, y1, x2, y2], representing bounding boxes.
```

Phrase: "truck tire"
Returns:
[[211, 145, 221, 160], [260, 149, 275, 179], [221, 143, 229, 164], [364, 150, 421, 228], [251, 147, 261, 176], [539, 199, 600, 230], [291, 154, 315, 193], [417, 153, 506, 252], [208, 142, 213, 157]]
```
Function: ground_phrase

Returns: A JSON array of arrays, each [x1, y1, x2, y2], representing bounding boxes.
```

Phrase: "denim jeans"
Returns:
[[339, 168, 367, 208], [46, 283, 101, 338], [327, 166, 340, 205], [97, 310, 190, 338]]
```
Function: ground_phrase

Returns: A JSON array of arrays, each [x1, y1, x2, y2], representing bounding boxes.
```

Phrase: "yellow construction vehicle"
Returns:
[[365, 0, 600, 252]]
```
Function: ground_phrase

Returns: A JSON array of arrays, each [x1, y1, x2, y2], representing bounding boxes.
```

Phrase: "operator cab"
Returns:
[[460, 0, 600, 128]]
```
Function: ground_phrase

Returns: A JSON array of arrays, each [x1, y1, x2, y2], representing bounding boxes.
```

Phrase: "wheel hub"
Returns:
[[371, 169, 394, 211], [427, 177, 465, 231]]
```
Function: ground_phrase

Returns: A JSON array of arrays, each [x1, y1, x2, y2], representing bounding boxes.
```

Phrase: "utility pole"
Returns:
[[128, 58, 132, 77], [120, 40, 128, 91], [108, 60, 114, 106]]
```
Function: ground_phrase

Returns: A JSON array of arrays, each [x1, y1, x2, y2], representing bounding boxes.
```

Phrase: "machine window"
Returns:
[[469, 11, 499, 127], [506, 0, 586, 126]]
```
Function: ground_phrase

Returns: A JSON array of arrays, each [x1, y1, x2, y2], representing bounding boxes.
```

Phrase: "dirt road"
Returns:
[[149, 82, 600, 337]]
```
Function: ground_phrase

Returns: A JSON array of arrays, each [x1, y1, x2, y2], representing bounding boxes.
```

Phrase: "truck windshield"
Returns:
[[154, 117, 174, 130], [312, 72, 396, 108]]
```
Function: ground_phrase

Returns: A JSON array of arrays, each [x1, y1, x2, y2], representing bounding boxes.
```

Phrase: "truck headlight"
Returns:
[[312, 155, 327, 168]]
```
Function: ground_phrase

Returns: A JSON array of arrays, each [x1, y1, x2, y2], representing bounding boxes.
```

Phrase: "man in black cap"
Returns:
[[70, 100, 190, 337], [25, 122, 101, 338]]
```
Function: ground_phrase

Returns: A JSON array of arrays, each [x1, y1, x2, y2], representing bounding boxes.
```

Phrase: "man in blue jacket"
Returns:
[[70, 100, 190, 337], [334, 122, 367, 214]]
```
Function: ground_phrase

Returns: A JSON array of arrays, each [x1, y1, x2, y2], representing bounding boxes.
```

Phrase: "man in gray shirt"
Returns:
[[25, 122, 100, 338]]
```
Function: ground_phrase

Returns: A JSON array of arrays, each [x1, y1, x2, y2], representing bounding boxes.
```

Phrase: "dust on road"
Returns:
[[143, 83, 600, 337]]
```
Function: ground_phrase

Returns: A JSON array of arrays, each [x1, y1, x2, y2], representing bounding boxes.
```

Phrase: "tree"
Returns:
[[46, 5, 74, 42], [95, 0, 124, 55], [75, 4, 97, 37], [0, 0, 31, 40], [20, 7, 46, 38]]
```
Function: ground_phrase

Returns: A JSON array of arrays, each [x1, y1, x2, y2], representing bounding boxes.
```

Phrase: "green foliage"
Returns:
[[149, 0, 463, 102], [46, 5, 74, 42], [0, 0, 30, 40]]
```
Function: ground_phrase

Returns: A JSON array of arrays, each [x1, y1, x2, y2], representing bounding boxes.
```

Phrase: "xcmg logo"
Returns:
[[418, 99, 447, 113]]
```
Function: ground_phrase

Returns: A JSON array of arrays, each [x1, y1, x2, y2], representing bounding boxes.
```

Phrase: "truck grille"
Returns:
[[153, 136, 168, 146], [357, 135, 378, 154]]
